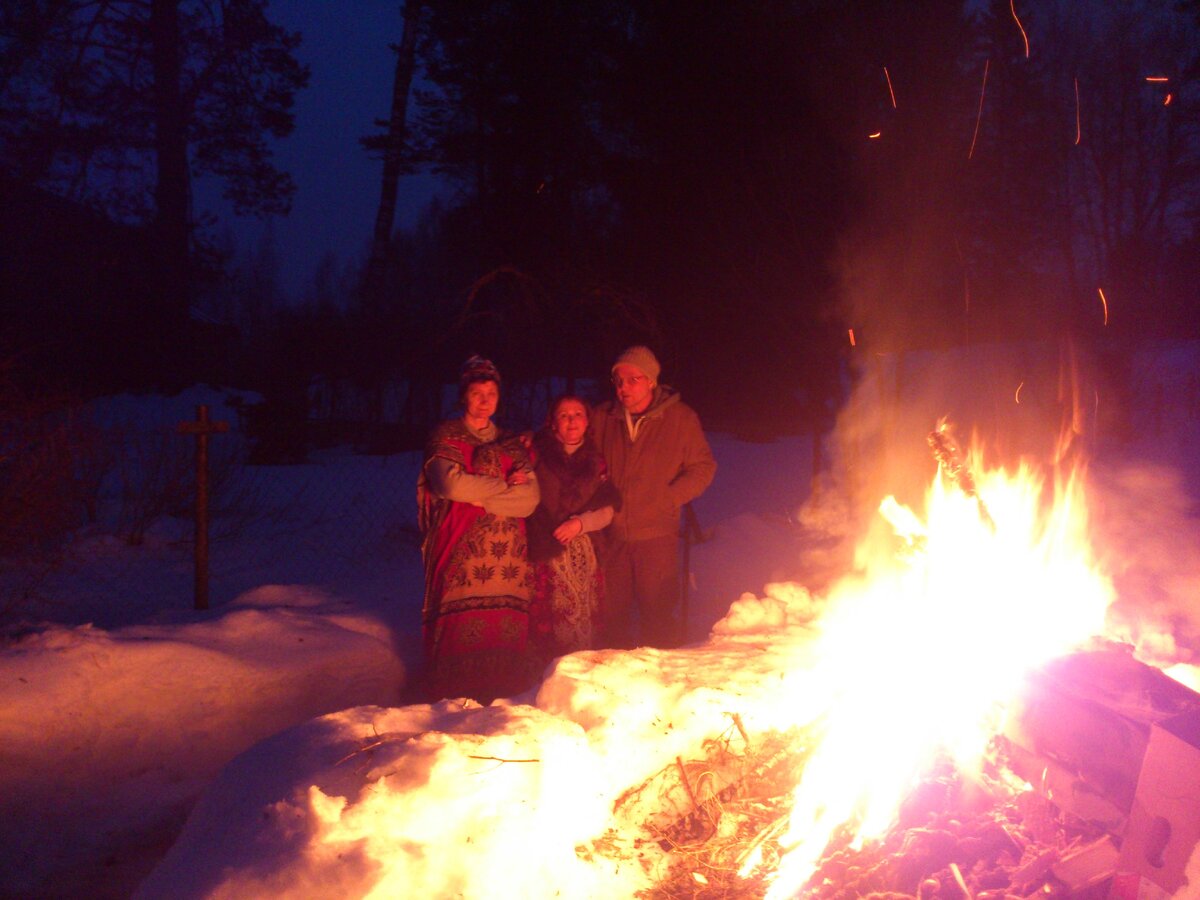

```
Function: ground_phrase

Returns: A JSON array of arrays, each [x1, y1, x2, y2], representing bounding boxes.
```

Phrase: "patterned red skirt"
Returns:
[[530, 535, 604, 664]]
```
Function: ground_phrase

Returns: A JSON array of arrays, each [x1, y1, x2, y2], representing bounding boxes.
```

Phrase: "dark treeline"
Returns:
[[2, 0, 1198, 448]]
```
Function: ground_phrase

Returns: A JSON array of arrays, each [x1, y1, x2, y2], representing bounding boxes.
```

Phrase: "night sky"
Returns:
[[196, 0, 442, 297]]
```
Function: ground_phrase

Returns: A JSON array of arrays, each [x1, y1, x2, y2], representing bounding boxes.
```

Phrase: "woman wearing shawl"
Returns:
[[417, 356, 539, 703]]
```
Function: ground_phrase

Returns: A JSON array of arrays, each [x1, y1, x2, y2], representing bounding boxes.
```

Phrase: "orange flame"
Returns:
[[968, 59, 990, 159], [1010, 0, 1030, 58], [751, 440, 1114, 897]]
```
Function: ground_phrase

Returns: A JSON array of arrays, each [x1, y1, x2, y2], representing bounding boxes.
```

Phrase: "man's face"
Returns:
[[463, 380, 499, 422], [612, 364, 653, 414]]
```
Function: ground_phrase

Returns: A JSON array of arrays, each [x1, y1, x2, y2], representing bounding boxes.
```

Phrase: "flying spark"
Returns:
[[1015, 382, 1024, 404], [883, 66, 897, 108], [1010, 0, 1029, 58], [848, 328, 857, 347], [968, 59, 990, 159], [1098, 287, 1109, 326], [1164, 93, 1173, 106], [868, 131, 882, 139], [1145, 76, 1169, 83]]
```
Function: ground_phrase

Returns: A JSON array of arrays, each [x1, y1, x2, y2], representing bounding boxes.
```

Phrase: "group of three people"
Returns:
[[416, 346, 717, 704]]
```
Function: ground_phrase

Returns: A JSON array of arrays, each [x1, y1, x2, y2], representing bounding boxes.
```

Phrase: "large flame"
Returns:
[[757, 439, 1115, 897]]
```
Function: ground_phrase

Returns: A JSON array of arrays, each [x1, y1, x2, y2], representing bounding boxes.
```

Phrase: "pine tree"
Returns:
[[0, 0, 309, 368]]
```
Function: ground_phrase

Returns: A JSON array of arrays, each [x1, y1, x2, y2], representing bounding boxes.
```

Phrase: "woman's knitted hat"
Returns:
[[459, 355, 501, 396]]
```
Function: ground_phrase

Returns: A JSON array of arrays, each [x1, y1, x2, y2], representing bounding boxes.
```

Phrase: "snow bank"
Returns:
[[0, 588, 405, 895], [135, 586, 826, 900]]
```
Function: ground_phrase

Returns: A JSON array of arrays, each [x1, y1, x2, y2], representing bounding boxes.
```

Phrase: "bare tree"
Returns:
[[361, 0, 424, 306]]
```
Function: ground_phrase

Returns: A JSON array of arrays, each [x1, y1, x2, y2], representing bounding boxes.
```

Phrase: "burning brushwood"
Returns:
[[624, 644, 1200, 899], [927, 421, 995, 530]]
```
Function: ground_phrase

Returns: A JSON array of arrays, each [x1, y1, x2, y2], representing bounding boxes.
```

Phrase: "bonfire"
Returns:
[[633, 422, 1200, 899]]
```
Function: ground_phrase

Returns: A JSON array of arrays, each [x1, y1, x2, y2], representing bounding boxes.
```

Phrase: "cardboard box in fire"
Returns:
[[1002, 647, 1200, 898], [1115, 707, 1200, 898], [1108, 871, 1172, 900]]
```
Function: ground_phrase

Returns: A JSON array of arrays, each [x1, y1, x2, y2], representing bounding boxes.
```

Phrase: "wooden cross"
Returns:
[[177, 404, 229, 610]]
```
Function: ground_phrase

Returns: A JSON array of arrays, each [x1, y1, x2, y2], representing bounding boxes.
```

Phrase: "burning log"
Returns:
[[927, 422, 995, 530]]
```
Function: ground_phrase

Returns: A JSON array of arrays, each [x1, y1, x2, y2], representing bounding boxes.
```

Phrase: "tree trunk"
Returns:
[[150, 0, 191, 352], [363, 0, 423, 304]]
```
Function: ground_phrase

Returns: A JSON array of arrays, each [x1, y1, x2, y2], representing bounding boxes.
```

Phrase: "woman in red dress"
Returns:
[[417, 357, 540, 703]]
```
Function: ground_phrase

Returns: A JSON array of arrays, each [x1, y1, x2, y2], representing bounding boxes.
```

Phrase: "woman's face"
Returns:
[[552, 399, 588, 446], [463, 380, 499, 423]]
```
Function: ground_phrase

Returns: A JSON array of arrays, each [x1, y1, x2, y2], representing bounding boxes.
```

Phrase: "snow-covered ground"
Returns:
[[4, 342, 1200, 898], [1, 385, 820, 897]]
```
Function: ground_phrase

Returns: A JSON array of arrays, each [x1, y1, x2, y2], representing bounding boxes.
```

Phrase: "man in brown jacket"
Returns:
[[592, 346, 716, 648]]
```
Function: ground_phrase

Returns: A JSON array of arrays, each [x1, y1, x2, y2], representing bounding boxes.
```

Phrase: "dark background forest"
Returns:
[[2, 0, 1199, 454]]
